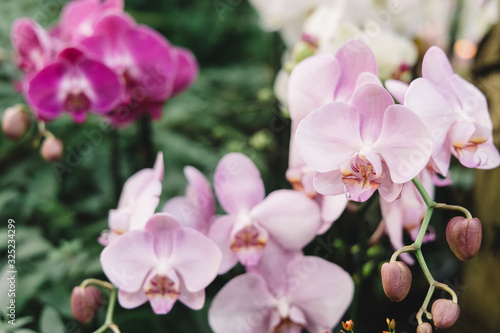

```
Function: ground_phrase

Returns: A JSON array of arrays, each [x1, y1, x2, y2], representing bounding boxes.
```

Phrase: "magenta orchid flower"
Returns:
[[404, 46, 500, 174], [296, 83, 432, 202], [208, 153, 321, 273], [27, 47, 123, 123], [171, 47, 199, 97], [11, 18, 54, 74], [101, 213, 222, 314], [59, 0, 124, 42], [209, 245, 353, 333], [78, 12, 178, 126], [99, 152, 164, 246], [162, 166, 215, 235]]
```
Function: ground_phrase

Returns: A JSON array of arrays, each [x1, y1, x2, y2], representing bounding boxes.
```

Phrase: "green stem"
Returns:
[[93, 287, 120, 333], [417, 284, 435, 324], [390, 245, 417, 263], [413, 207, 434, 249], [411, 178, 436, 208], [415, 249, 435, 285], [81, 278, 114, 290], [434, 203, 473, 219]]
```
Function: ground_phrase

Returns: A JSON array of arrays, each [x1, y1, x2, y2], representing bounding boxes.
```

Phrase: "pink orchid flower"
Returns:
[[11, 18, 54, 74], [209, 244, 353, 333], [27, 47, 123, 123], [287, 40, 380, 232], [99, 152, 164, 246], [208, 153, 321, 273], [59, 0, 124, 42], [162, 166, 215, 235], [296, 83, 432, 202], [101, 213, 222, 314], [171, 47, 199, 97], [78, 12, 178, 126], [404, 46, 500, 174]]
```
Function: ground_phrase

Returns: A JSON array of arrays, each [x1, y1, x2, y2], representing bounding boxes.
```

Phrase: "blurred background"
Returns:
[[0, 0, 499, 332]]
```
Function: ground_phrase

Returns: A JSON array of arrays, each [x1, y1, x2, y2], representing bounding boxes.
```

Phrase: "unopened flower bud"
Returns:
[[342, 319, 354, 330], [381, 261, 412, 302], [431, 299, 460, 330], [2, 106, 30, 140], [416, 322, 433, 333], [446, 216, 482, 261], [71, 286, 102, 325], [41, 137, 63, 162]]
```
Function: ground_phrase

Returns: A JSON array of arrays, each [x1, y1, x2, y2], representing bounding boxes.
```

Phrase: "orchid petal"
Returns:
[[334, 39, 378, 101], [100, 229, 157, 292], [214, 153, 265, 214], [144, 213, 179, 262], [373, 105, 432, 183], [172, 47, 199, 96], [251, 190, 321, 250], [296, 102, 361, 172], [178, 283, 205, 310], [118, 289, 148, 309], [169, 226, 222, 292], [351, 83, 395, 144], [421, 46, 454, 84], [208, 273, 275, 333], [208, 215, 239, 274], [313, 170, 345, 197], [380, 198, 414, 265], [287, 256, 354, 333], [184, 165, 215, 222], [162, 197, 206, 233], [385, 79, 409, 104], [317, 195, 348, 234], [288, 54, 340, 128]]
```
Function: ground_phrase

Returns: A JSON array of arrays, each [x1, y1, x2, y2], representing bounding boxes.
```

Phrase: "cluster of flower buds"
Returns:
[[446, 216, 482, 262], [11, 0, 198, 127], [70, 286, 102, 325], [381, 261, 412, 302], [2, 105, 30, 141]]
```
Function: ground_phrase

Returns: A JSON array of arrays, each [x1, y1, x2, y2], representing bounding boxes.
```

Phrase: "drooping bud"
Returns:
[[41, 137, 63, 162], [381, 261, 412, 302], [416, 322, 433, 333], [446, 216, 482, 261], [71, 286, 102, 325], [431, 299, 460, 330], [2, 105, 30, 140]]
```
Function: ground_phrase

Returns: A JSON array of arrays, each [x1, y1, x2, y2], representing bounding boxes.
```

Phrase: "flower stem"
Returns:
[[434, 203, 473, 219], [81, 278, 114, 291], [93, 287, 120, 333]]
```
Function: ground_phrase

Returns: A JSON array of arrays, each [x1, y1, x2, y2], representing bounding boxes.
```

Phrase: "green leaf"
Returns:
[[39, 306, 65, 333]]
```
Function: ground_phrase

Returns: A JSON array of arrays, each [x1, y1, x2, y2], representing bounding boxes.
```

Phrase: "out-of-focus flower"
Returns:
[[99, 152, 163, 246], [101, 213, 221, 314], [405, 46, 500, 175], [296, 83, 432, 202], [78, 13, 177, 126], [208, 153, 321, 273], [171, 47, 199, 97], [11, 18, 54, 74], [209, 245, 353, 333], [162, 166, 215, 235], [27, 47, 123, 123], [59, 0, 124, 42]]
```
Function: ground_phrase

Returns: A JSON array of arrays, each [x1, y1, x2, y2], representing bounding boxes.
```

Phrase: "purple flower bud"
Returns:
[[446, 216, 482, 261], [41, 137, 63, 162], [70, 286, 102, 325], [381, 261, 412, 302], [416, 322, 433, 333], [431, 299, 460, 329], [2, 106, 30, 140]]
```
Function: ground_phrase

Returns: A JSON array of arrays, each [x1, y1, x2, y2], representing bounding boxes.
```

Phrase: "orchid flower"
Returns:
[[79, 12, 178, 126], [11, 18, 54, 75], [403, 46, 500, 175], [296, 83, 432, 202], [287, 40, 380, 230], [99, 152, 163, 246], [171, 47, 199, 97], [208, 153, 321, 274], [209, 243, 353, 333], [101, 213, 222, 314], [59, 0, 124, 42], [27, 47, 123, 123], [162, 165, 215, 235]]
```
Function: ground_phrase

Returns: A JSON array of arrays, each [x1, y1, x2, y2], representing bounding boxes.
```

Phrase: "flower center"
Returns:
[[341, 155, 381, 202], [230, 225, 266, 252]]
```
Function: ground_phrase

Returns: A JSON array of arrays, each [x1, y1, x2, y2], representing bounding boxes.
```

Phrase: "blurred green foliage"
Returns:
[[0, 0, 476, 332]]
